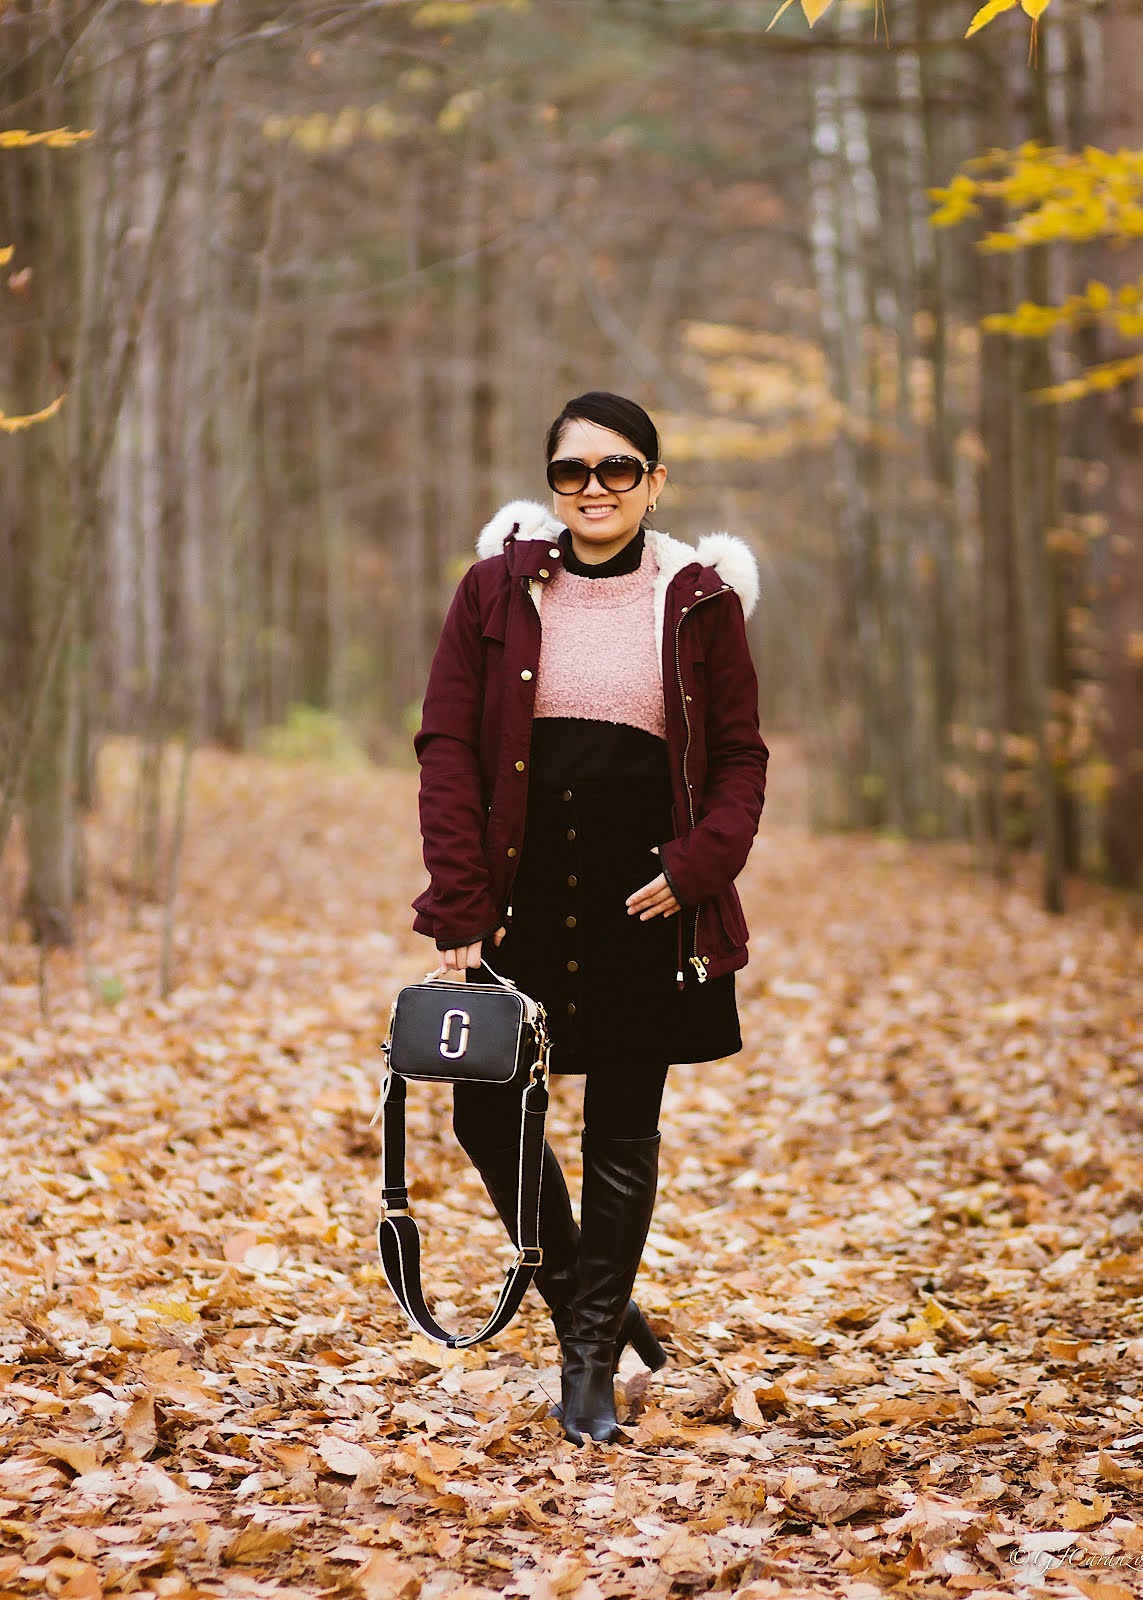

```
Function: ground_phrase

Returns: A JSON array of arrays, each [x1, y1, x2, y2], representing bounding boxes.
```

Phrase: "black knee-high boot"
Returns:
[[463, 1137, 665, 1369], [558, 1130, 661, 1445]]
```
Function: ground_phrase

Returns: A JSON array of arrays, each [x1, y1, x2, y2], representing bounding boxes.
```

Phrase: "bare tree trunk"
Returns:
[[1006, 29, 1066, 912], [6, 21, 79, 945], [834, 34, 892, 828], [1097, 1, 1143, 887], [398, 155, 431, 714], [447, 136, 482, 556]]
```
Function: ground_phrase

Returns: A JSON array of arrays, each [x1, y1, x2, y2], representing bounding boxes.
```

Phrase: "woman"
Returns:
[[411, 392, 768, 1444]]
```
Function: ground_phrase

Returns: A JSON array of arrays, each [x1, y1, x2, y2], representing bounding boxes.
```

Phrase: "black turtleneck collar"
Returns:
[[558, 523, 645, 579]]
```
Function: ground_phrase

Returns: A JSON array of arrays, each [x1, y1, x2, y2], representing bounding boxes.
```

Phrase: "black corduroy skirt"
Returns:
[[486, 769, 742, 1074]]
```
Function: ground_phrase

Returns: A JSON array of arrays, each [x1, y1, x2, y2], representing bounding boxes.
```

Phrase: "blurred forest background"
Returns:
[[1, 0, 1141, 952]]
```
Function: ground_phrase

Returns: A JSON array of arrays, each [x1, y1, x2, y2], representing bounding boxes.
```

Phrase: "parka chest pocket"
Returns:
[[480, 598, 509, 683], [481, 595, 508, 645]]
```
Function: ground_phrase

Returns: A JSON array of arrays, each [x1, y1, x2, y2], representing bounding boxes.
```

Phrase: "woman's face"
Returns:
[[549, 418, 668, 559]]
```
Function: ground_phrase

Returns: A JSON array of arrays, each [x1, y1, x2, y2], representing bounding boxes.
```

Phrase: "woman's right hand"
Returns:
[[442, 925, 507, 973]]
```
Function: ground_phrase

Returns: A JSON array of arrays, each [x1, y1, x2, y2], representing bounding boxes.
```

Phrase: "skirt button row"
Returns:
[[561, 791, 580, 1021]]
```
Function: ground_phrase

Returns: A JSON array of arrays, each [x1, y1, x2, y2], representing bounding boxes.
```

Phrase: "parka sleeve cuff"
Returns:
[[658, 850, 686, 908], [434, 921, 503, 952]]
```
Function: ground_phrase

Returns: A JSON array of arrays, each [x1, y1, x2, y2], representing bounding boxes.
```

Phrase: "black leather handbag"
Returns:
[[374, 957, 551, 1348]]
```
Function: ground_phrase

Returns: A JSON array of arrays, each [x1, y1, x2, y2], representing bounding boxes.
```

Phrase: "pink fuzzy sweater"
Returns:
[[533, 547, 666, 739]]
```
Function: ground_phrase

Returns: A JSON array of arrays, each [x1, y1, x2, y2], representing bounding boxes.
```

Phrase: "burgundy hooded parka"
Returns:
[[411, 501, 769, 991]]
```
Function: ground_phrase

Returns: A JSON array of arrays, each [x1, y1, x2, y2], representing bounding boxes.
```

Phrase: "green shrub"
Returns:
[[254, 705, 370, 769]]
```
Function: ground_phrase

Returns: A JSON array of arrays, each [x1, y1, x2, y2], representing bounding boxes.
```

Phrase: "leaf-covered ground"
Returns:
[[1, 741, 1141, 1600]]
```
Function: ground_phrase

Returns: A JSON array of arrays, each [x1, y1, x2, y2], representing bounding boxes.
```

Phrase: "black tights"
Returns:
[[453, 1056, 668, 1157]]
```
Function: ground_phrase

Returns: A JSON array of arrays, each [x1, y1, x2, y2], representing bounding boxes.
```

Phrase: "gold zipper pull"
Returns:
[[690, 956, 708, 983]]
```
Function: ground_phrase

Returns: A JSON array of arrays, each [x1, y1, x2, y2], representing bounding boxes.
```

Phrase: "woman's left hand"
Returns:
[[626, 872, 680, 920]]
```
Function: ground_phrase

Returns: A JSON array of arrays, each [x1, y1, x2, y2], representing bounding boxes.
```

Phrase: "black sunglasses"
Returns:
[[546, 455, 658, 496]]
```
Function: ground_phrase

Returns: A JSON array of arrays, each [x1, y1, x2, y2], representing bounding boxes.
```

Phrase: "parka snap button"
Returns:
[[562, 789, 573, 801], [539, 568, 550, 579], [565, 915, 576, 928], [685, 694, 692, 702], [566, 828, 576, 841], [507, 847, 517, 857], [681, 605, 688, 613], [694, 589, 703, 596], [515, 760, 525, 771], [566, 960, 578, 973], [567, 874, 577, 887], [702, 955, 709, 963], [520, 669, 533, 680], [548, 547, 560, 558], [567, 1002, 576, 1015]]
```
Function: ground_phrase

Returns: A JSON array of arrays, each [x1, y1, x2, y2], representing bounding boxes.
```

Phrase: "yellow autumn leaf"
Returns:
[[1028, 350, 1143, 404], [437, 89, 483, 135], [0, 126, 94, 148], [1031, 378, 1087, 404], [1021, 0, 1051, 17], [1061, 1493, 1112, 1530], [44, 128, 96, 147], [801, 0, 834, 23], [921, 1297, 949, 1329], [978, 232, 1024, 252], [0, 246, 12, 266], [965, 0, 1019, 37], [0, 394, 66, 432], [766, 0, 801, 30], [143, 1298, 198, 1323], [413, 0, 478, 23]]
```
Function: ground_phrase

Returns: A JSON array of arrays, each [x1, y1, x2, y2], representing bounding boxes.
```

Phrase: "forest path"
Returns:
[[0, 743, 1140, 1600]]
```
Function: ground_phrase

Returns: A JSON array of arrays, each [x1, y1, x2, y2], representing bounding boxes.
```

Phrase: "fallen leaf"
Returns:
[[121, 1396, 157, 1460], [1072, 1583, 1137, 1600], [316, 1435, 376, 1476], [59, 1568, 102, 1600], [354, 1552, 421, 1600], [1097, 1450, 1143, 1484], [39, 1438, 102, 1475], [1061, 1495, 1112, 1530], [224, 1527, 293, 1564], [731, 1379, 788, 1427]]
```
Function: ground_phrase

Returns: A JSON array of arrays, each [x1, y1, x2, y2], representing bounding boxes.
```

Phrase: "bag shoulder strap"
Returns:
[[376, 1067, 549, 1350]]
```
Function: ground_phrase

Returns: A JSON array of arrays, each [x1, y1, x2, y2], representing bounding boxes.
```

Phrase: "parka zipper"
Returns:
[[674, 589, 723, 987]]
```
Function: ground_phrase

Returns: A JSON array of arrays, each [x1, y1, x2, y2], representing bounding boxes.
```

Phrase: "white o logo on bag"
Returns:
[[439, 1009, 470, 1059]]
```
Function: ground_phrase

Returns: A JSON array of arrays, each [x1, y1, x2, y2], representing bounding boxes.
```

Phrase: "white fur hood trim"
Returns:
[[475, 500, 760, 631], [476, 499, 563, 560]]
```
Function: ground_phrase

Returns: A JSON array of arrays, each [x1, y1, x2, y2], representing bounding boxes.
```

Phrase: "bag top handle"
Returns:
[[420, 955, 518, 991]]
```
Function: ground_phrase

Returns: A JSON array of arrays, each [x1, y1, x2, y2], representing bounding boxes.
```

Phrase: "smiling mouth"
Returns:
[[577, 503, 617, 518]]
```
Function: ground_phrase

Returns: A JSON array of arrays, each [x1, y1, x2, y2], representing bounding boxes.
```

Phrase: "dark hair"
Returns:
[[544, 391, 660, 464]]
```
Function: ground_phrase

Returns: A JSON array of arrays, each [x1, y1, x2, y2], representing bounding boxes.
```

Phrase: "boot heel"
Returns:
[[614, 1302, 667, 1372], [627, 1309, 667, 1373]]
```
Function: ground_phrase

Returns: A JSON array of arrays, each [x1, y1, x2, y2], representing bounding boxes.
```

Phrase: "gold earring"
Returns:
[[649, 502, 657, 513]]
